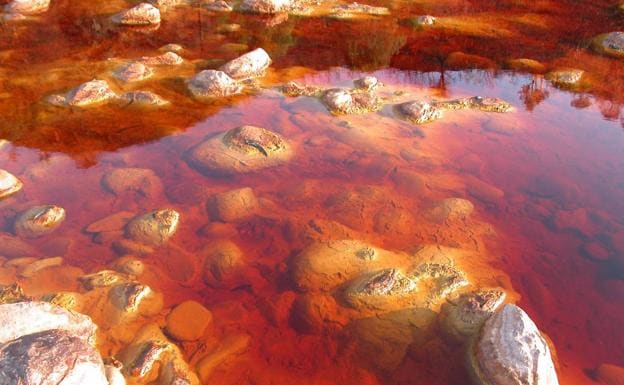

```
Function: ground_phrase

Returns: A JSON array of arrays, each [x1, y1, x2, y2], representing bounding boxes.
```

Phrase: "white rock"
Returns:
[[471, 304, 559, 385], [187, 70, 243, 98], [4, 0, 49, 14], [111, 3, 161, 25], [0, 302, 98, 345], [64, 80, 117, 107], [0, 170, 22, 200], [220, 48, 271, 79], [240, 0, 294, 13]]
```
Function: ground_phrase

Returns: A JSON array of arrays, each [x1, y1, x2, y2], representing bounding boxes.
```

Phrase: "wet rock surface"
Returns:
[[0, 170, 23, 200], [187, 125, 291, 175], [3, 0, 49, 14], [0, 330, 108, 385], [119, 91, 169, 106], [112, 62, 154, 83], [46, 80, 117, 107], [240, 0, 296, 14], [545, 69, 584, 88], [111, 3, 161, 25], [14, 205, 66, 239], [396, 100, 443, 124], [220, 48, 271, 79], [187, 70, 243, 98], [321, 88, 383, 114], [439, 288, 506, 343], [125, 209, 180, 246], [330, 2, 389, 18], [592, 31, 624, 58], [165, 300, 212, 341], [139, 52, 183, 66], [470, 304, 559, 385], [0, 302, 97, 344]]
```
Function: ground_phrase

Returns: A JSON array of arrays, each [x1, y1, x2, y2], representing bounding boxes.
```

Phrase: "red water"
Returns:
[[1, 0, 624, 384]]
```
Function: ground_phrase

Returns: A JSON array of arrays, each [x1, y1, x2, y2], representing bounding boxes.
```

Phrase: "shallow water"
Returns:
[[1, 0, 624, 384]]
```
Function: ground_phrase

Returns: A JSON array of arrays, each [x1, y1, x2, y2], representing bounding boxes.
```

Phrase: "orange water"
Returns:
[[1, 0, 624, 384]]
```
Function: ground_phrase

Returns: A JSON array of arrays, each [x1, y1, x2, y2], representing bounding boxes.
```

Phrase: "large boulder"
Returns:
[[186, 70, 243, 98], [220, 48, 271, 80], [0, 330, 108, 385], [0, 302, 97, 345], [187, 125, 291, 175], [469, 304, 559, 385]]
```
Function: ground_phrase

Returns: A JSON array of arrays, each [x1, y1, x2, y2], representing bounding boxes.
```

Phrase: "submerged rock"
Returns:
[[202, 240, 245, 288], [0, 301, 97, 344], [439, 288, 506, 343], [592, 31, 624, 59], [469, 304, 559, 385], [125, 209, 179, 246], [111, 3, 161, 25], [208, 187, 259, 222], [220, 48, 271, 79], [46, 80, 117, 107], [102, 168, 163, 198], [0, 330, 108, 385], [119, 323, 199, 385], [196, 334, 250, 383], [165, 300, 212, 341], [428, 197, 475, 223], [14, 205, 66, 239], [410, 262, 468, 304], [465, 96, 512, 112], [353, 76, 381, 91], [3, 0, 49, 14], [187, 70, 243, 98], [505, 58, 546, 73], [0, 170, 22, 200], [395, 100, 443, 124], [0, 233, 38, 258], [112, 62, 154, 83], [187, 125, 291, 175]]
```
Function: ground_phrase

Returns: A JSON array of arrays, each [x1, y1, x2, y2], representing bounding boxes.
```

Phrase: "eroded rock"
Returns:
[[240, 0, 295, 13], [343, 268, 417, 311], [139, 52, 183, 66], [14, 205, 66, 239], [220, 48, 271, 79], [469, 304, 559, 385], [111, 3, 161, 25], [0, 170, 22, 200], [330, 2, 389, 18], [280, 81, 322, 97], [119, 91, 168, 106], [439, 288, 506, 343], [428, 197, 475, 223], [187, 70, 243, 98], [187, 125, 291, 175]]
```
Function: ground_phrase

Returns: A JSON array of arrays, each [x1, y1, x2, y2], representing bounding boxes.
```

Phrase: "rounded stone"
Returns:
[[4, 0, 49, 14], [112, 62, 153, 83], [187, 70, 243, 98], [208, 187, 259, 222], [428, 197, 475, 223], [0, 170, 23, 200], [14, 205, 66, 239], [219, 48, 271, 80], [592, 31, 624, 59], [396, 100, 443, 124], [111, 3, 161, 25], [102, 168, 163, 198], [165, 300, 213, 341], [125, 209, 180, 246]]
